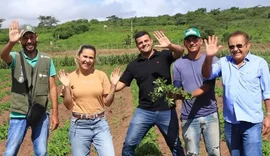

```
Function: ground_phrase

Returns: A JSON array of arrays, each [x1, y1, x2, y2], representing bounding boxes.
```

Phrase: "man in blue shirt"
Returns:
[[173, 28, 220, 155], [202, 31, 270, 156]]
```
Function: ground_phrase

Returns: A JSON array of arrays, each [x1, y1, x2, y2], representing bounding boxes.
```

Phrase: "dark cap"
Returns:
[[20, 25, 36, 37]]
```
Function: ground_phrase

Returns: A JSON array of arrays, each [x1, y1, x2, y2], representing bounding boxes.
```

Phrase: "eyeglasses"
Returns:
[[228, 43, 247, 50]]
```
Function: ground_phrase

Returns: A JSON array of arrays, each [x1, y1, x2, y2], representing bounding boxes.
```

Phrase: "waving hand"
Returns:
[[153, 31, 172, 48]]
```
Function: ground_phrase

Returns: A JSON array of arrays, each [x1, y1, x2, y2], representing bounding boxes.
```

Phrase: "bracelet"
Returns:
[[266, 112, 270, 116]]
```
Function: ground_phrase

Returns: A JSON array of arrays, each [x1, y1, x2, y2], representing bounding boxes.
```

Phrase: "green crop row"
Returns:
[[52, 53, 137, 67], [48, 121, 71, 156], [0, 122, 8, 141]]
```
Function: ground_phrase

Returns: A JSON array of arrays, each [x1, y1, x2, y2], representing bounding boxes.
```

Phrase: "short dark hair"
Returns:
[[133, 31, 151, 43], [228, 31, 250, 44]]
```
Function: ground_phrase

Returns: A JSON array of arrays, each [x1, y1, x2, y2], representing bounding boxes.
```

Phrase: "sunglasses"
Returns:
[[228, 42, 247, 50]]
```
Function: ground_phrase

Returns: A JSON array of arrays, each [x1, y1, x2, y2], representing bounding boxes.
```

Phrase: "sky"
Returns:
[[0, 0, 270, 28]]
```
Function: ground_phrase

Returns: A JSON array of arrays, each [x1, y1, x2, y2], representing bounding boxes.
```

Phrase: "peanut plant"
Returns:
[[149, 78, 192, 107]]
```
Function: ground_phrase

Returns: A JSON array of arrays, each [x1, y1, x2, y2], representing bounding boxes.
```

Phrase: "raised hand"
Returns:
[[9, 20, 23, 43], [58, 69, 70, 87], [110, 68, 121, 85], [153, 31, 172, 48], [204, 35, 222, 57]]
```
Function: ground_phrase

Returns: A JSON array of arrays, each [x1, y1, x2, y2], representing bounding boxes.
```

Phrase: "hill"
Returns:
[[0, 6, 270, 52]]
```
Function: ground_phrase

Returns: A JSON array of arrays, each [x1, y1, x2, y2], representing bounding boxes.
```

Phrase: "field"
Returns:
[[0, 47, 270, 156]]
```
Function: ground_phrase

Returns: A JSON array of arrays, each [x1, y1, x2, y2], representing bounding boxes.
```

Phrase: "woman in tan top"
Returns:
[[58, 44, 120, 156]]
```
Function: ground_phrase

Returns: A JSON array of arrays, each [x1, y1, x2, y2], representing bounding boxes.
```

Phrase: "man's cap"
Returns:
[[184, 28, 201, 39], [20, 25, 36, 37]]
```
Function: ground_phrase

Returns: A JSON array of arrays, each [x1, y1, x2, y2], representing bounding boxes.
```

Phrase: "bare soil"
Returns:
[[0, 79, 267, 156], [0, 87, 134, 156]]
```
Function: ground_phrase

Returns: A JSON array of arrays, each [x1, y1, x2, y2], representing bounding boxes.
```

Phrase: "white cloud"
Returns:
[[0, 0, 269, 28]]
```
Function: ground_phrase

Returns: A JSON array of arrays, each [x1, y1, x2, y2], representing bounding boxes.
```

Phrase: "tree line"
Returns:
[[0, 6, 270, 47]]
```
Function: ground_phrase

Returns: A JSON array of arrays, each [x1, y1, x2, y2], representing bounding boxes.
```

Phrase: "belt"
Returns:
[[72, 112, 105, 119]]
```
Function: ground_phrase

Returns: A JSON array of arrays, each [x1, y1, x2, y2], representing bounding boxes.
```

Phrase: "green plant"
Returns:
[[215, 86, 223, 97], [0, 123, 8, 141], [262, 139, 270, 156], [149, 78, 192, 107], [48, 121, 71, 156], [218, 111, 225, 141]]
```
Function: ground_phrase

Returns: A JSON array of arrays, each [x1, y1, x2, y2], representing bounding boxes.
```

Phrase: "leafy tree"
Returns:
[[71, 23, 89, 34], [229, 7, 239, 11], [38, 15, 59, 27], [210, 8, 220, 15], [0, 18, 5, 28], [204, 29, 215, 36], [53, 26, 74, 39], [267, 12, 270, 19], [106, 15, 119, 21], [194, 8, 207, 14], [0, 34, 9, 43], [123, 34, 131, 46], [74, 19, 88, 23], [175, 17, 186, 25], [90, 19, 99, 24], [222, 32, 231, 42]]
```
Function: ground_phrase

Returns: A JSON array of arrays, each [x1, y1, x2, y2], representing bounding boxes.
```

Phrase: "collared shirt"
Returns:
[[120, 49, 174, 111], [209, 52, 270, 123]]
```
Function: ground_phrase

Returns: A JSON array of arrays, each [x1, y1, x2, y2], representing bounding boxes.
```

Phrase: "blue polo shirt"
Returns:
[[9, 51, 56, 118], [209, 52, 270, 123]]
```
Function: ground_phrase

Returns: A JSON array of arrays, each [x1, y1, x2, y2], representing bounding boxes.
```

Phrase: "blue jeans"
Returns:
[[4, 113, 50, 156], [224, 121, 262, 156], [122, 108, 184, 156], [181, 112, 220, 156], [69, 115, 115, 156]]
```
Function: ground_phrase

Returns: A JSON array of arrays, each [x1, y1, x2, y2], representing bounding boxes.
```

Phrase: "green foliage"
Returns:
[[0, 101, 10, 114], [0, 59, 9, 69], [218, 111, 225, 141], [48, 122, 71, 156], [0, 33, 9, 43], [136, 128, 162, 156], [215, 86, 223, 97], [263, 140, 270, 156], [96, 53, 137, 65], [0, 123, 8, 141], [0, 18, 5, 29], [53, 25, 74, 39], [38, 15, 59, 27], [149, 78, 192, 107], [52, 53, 137, 68], [90, 19, 99, 24], [1, 6, 270, 51], [222, 32, 231, 42]]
